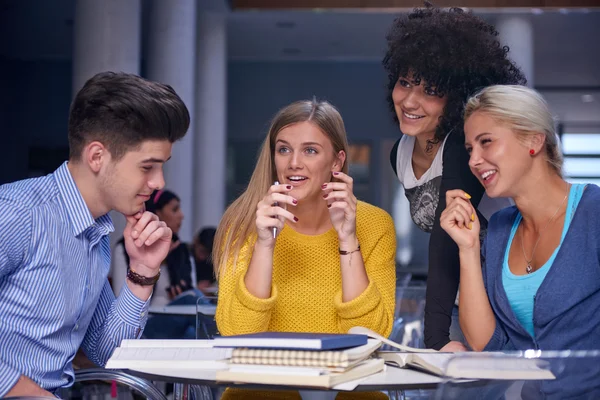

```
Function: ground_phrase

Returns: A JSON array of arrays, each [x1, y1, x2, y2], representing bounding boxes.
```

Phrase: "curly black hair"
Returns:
[[383, 2, 527, 148]]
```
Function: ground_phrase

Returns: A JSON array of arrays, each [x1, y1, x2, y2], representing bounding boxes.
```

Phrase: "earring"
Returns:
[[529, 149, 535, 155]]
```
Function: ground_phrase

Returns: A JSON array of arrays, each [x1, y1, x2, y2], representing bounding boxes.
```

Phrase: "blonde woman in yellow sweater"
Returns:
[[214, 99, 396, 400]]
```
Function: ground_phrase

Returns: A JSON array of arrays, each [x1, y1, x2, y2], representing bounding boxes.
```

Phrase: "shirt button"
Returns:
[[74, 323, 79, 331], [140, 312, 145, 317]]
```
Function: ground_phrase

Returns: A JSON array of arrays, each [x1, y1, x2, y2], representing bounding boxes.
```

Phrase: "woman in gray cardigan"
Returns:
[[441, 85, 600, 397], [441, 84, 600, 351]]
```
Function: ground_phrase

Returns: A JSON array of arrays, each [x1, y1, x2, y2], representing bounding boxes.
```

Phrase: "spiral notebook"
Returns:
[[229, 339, 381, 369]]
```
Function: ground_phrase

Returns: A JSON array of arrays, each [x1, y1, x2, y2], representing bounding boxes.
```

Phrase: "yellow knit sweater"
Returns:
[[216, 201, 396, 338]]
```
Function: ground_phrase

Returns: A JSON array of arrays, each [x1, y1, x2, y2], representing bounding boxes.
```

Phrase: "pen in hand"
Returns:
[[273, 181, 279, 239]]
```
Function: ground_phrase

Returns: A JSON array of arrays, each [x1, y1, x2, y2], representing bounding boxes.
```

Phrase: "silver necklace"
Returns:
[[520, 183, 569, 274]]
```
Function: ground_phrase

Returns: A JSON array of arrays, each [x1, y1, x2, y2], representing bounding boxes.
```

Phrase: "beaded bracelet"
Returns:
[[127, 267, 160, 286]]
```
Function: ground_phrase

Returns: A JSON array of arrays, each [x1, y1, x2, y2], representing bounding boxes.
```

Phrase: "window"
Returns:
[[560, 127, 600, 185], [347, 143, 373, 203]]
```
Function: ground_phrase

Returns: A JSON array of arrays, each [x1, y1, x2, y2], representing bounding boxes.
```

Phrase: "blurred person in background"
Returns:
[[193, 227, 217, 294], [111, 189, 210, 339]]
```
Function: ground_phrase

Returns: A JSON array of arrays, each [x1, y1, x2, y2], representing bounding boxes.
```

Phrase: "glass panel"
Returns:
[[562, 134, 600, 155], [347, 143, 371, 185], [226, 141, 262, 205], [563, 157, 600, 178], [567, 178, 600, 186]]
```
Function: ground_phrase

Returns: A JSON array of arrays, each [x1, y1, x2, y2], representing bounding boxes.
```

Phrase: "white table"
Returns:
[[203, 285, 218, 295], [148, 304, 217, 316], [127, 365, 446, 400]]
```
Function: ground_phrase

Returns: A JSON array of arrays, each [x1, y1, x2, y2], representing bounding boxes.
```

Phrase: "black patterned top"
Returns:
[[390, 130, 512, 350]]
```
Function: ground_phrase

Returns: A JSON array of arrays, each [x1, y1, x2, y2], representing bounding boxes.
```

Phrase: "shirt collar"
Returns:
[[54, 161, 114, 237]]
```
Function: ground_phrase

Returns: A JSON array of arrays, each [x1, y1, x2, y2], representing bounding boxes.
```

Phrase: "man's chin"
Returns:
[[119, 205, 144, 217]]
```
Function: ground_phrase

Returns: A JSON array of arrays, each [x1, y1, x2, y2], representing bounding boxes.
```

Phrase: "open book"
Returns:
[[348, 326, 437, 353], [350, 327, 555, 380], [215, 358, 385, 388]]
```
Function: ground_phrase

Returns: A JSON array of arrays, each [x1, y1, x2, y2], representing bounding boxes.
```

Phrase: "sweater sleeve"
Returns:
[[334, 210, 397, 338], [424, 131, 486, 350], [479, 238, 510, 351], [215, 240, 279, 336]]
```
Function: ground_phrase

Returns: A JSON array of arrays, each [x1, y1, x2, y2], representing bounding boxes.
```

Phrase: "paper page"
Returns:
[[332, 372, 378, 391], [228, 364, 325, 377], [107, 346, 232, 369], [120, 339, 215, 348], [348, 327, 437, 353], [445, 357, 556, 380]]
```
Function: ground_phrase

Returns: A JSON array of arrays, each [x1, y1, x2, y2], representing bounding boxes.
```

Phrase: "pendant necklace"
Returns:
[[521, 183, 569, 274]]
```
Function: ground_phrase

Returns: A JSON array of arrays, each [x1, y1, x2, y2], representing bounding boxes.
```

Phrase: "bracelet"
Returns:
[[339, 244, 360, 255], [127, 267, 160, 286]]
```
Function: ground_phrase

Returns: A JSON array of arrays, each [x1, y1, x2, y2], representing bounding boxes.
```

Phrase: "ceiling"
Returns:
[[1, 1, 599, 90], [1, 1, 598, 62]]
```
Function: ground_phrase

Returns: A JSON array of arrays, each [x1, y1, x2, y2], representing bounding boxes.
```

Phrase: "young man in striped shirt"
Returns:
[[0, 71, 190, 397]]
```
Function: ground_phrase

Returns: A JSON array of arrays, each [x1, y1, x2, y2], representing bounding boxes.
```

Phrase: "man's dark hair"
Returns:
[[68, 71, 190, 161], [383, 2, 527, 147]]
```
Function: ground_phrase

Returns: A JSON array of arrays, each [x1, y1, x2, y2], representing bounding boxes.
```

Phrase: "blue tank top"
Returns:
[[502, 184, 585, 337]]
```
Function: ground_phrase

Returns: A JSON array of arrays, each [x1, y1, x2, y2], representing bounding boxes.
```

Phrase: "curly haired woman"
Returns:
[[383, 3, 527, 351]]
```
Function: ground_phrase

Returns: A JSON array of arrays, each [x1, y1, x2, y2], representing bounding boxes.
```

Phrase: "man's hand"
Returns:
[[124, 211, 172, 275], [6, 375, 54, 398]]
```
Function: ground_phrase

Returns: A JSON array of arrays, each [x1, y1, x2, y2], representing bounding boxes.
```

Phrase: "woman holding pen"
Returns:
[[214, 99, 396, 399], [441, 85, 600, 354]]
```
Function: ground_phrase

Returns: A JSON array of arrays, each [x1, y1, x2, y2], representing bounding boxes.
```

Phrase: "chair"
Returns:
[[433, 350, 600, 400], [73, 368, 168, 400], [6, 369, 167, 400], [385, 284, 427, 350], [196, 296, 219, 339], [4, 397, 57, 400]]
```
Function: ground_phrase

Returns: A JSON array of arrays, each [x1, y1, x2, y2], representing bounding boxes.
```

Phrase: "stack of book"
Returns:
[[211, 332, 385, 388], [105, 327, 556, 388]]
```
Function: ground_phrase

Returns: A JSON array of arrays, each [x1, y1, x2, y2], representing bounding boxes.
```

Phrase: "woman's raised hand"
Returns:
[[255, 183, 298, 245], [440, 190, 480, 250], [323, 171, 358, 245]]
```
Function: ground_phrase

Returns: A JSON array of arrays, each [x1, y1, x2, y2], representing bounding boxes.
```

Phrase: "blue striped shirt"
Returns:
[[0, 162, 150, 395]]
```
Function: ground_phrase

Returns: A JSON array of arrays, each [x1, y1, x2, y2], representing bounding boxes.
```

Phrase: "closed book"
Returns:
[[213, 331, 368, 350], [106, 341, 232, 370], [215, 358, 385, 389], [230, 339, 381, 369]]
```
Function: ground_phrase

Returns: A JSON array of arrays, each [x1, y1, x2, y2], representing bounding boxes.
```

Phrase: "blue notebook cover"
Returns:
[[212, 332, 368, 350]]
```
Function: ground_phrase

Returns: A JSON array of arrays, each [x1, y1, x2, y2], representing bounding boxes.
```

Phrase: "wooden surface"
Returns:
[[232, 0, 600, 9]]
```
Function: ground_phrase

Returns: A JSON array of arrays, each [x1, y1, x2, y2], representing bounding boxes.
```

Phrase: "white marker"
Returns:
[[273, 181, 279, 239]]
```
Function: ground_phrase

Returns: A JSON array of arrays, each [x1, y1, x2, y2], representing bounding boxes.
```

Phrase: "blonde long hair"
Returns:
[[214, 99, 350, 277]]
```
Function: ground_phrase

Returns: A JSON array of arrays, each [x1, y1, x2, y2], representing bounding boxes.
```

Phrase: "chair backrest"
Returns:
[[73, 368, 168, 400], [4, 397, 57, 400], [196, 296, 219, 339], [385, 283, 427, 349], [433, 350, 600, 400]]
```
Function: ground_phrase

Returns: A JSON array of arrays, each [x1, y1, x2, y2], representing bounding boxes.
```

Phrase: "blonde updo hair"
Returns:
[[464, 85, 563, 176]]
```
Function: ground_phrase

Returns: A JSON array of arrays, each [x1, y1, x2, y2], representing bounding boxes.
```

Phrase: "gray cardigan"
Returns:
[[483, 184, 600, 351], [480, 184, 600, 398]]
